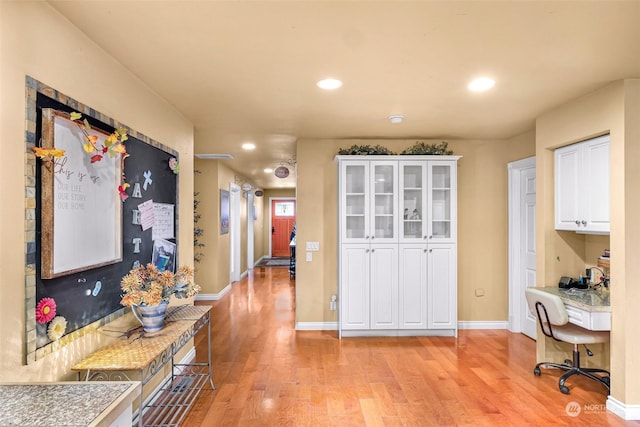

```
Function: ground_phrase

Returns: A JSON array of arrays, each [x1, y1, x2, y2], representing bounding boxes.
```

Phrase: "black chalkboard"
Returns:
[[34, 93, 178, 349]]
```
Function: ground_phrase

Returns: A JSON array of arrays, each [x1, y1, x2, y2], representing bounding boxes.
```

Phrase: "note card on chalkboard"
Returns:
[[40, 109, 123, 279]]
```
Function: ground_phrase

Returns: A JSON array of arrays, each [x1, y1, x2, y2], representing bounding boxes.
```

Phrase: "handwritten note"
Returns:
[[137, 199, 155, 231], [152, 203, 175, 241]]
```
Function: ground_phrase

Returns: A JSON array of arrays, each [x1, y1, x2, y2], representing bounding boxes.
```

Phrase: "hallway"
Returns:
[[185, 268, 630, 426]]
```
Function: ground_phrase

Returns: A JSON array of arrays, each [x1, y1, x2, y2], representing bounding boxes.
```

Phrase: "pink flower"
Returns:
[[36, 298, 56, 324]]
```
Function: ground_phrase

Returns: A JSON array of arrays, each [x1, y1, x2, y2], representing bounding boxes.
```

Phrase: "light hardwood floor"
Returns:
[[185, 267, 636, 426]]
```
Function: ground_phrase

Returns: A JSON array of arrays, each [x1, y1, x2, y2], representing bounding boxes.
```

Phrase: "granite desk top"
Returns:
[[539, 286, 611, 312], [0, 381, 139, 427]]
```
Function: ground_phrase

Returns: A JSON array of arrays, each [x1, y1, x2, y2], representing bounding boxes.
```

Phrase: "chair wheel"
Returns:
[[560, 385, 570, 394], [533, 367, 541, 376]]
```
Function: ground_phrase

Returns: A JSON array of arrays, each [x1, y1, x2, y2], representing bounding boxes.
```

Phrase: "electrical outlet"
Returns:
[[330, 301, 337, 311], [306, 252, 313, 262]]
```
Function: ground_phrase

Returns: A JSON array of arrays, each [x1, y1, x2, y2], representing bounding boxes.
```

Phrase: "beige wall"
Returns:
[[0, 2, 194, 381], [295, 135, 535, 325], [536, 79, 640, 405]]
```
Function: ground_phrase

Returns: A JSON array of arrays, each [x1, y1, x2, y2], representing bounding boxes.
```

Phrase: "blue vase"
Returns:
[[131, 301, 168, 333]]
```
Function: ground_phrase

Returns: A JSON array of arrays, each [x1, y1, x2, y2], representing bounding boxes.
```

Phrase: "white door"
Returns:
[[427, 244, 456, 329], [520, 166, 537, 339], [370, 244, 398, 329], [582, 135, 610, 232], [508, 157, 537, 339], [340, 244, 370, 330], [399, 244, 428, 329]]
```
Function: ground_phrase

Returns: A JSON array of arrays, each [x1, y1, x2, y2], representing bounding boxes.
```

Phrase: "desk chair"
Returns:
[[525, 287, 610, 394]]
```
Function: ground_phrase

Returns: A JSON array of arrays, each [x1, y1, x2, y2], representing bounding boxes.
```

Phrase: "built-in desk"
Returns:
[[73, 305, 214, 427], [539, 287, 611, 331]]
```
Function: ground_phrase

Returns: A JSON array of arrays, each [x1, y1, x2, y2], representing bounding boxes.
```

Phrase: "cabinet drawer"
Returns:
[[565, 304, 610, 331]]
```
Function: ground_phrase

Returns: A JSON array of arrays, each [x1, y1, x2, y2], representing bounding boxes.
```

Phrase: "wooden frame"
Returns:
[[40, 109, 123, 279]]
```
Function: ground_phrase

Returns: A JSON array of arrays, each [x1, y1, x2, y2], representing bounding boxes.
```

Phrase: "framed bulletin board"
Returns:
[[40, 109, 123, 279]]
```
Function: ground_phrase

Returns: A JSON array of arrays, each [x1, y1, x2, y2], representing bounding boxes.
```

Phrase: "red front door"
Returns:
[[271, 199, 296, 257]]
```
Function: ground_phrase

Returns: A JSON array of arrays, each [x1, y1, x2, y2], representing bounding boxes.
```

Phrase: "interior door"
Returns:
[[271, 199, 296, 257], [520, 166, 537, 339]]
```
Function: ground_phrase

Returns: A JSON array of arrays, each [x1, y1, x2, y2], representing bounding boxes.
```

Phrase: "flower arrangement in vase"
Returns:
[[120, 264, 200, 332]]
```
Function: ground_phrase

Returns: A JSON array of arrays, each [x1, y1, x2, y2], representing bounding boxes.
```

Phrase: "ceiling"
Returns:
[[48, 1, 640, 189]]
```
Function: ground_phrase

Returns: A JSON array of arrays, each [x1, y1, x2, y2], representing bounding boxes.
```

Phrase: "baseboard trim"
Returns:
[[607, 396, 640, 420], [295, 322, 338, 331], [195, 283, 232, 301], [458, 321, 509, 330]]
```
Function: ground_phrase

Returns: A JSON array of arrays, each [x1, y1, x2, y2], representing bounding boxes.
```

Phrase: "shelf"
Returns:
[[597, 258, 610, 270]]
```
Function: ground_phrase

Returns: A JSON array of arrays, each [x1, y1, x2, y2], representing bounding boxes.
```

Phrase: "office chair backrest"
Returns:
[[525, 288, 569, 338]]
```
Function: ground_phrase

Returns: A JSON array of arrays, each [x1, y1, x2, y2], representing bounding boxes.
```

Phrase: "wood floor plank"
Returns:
[[180, 267, 638, 426]]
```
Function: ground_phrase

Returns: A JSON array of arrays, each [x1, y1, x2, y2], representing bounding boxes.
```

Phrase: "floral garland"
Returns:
[[31, 111, 130, 200]]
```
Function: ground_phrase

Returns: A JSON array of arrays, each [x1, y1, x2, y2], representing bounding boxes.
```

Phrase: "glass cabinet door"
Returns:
[[371, 163, 397, 241], [399, 162, 426, 241], [343, 163, 368, 241], [428, 162, 456, 242]]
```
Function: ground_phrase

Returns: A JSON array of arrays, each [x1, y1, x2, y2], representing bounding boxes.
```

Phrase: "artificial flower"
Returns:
[[118, 183, 130, 202], [120, 263, 200, 307], [168, 158, 180, 174], [90, 154, 103, 163], [35, 297, 56, 324], [69, 111, 82, 121], [31, 147, 65, 161], [47, 316, 67, 341]]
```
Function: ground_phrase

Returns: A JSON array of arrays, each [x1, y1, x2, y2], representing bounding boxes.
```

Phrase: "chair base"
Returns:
[[533, 346, 610, 395]]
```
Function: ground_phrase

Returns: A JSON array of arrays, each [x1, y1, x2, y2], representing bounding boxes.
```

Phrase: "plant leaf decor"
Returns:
[[401, 141, 453, 155], [337, 144, 396, 155]]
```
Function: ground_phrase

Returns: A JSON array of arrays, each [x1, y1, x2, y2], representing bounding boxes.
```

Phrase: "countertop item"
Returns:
[[0, 381, 140, 427], [539, 286, 610, 312]]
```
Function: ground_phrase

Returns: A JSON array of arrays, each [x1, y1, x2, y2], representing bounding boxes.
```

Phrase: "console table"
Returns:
[[72, 305, 214, 427]]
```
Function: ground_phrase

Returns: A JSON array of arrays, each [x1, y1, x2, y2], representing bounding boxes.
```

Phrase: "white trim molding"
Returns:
[[196, 283, 232, 301], [295, 322, 338, 331], [458, 321, 509, 330], [607, 396, 640, 420]]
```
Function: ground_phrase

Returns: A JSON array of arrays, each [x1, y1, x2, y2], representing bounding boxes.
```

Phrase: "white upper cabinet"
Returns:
[[399, 160, 457, 243], [555, 135, 610, 234], [340, 160, 398, 243]]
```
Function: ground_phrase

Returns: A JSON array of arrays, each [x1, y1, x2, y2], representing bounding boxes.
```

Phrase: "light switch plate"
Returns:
[[306, 242, 320, 251], [306, 252, 313, 262]]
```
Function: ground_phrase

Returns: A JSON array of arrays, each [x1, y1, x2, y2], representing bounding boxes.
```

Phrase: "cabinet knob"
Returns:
[[371, 249, 375, 253], [581, 220, 587, 225], [429, 249, 433, 253], [365, 235, 369, 239], [423, 236, 427, 240], [429, 235, 433, 239], [365, 249, 369, 253], [575, 220, 580, 225], [371, 236, 375, 239], [424, 249, 428, 253]]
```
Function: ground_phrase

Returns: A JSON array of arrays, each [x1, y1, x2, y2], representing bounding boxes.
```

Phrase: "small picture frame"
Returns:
[[152, 238, 176, 273], [220, 189, 230, 234]]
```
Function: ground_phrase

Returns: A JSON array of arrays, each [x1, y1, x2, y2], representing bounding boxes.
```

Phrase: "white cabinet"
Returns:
[[337, 155, 460, 337], [555, 135, 610, 234]]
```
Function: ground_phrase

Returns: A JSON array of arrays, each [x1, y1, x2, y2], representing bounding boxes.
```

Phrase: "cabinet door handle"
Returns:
[[371, 249, 375, 253], [423, 235, 427, 240], [575, 220, 580, 225], [365, 249, 369, 253], [424, 249, 428, 253], [429, 249, 433, 253], [581, 220, 587, 225]]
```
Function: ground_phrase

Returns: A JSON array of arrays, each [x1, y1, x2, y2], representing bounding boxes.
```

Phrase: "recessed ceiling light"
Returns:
[[242, 142, 256, 150], [468, 77, 495, 92], [317, 78, 343, 90], [264, 168, 273, 173], [389, 115, 404, 124]]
